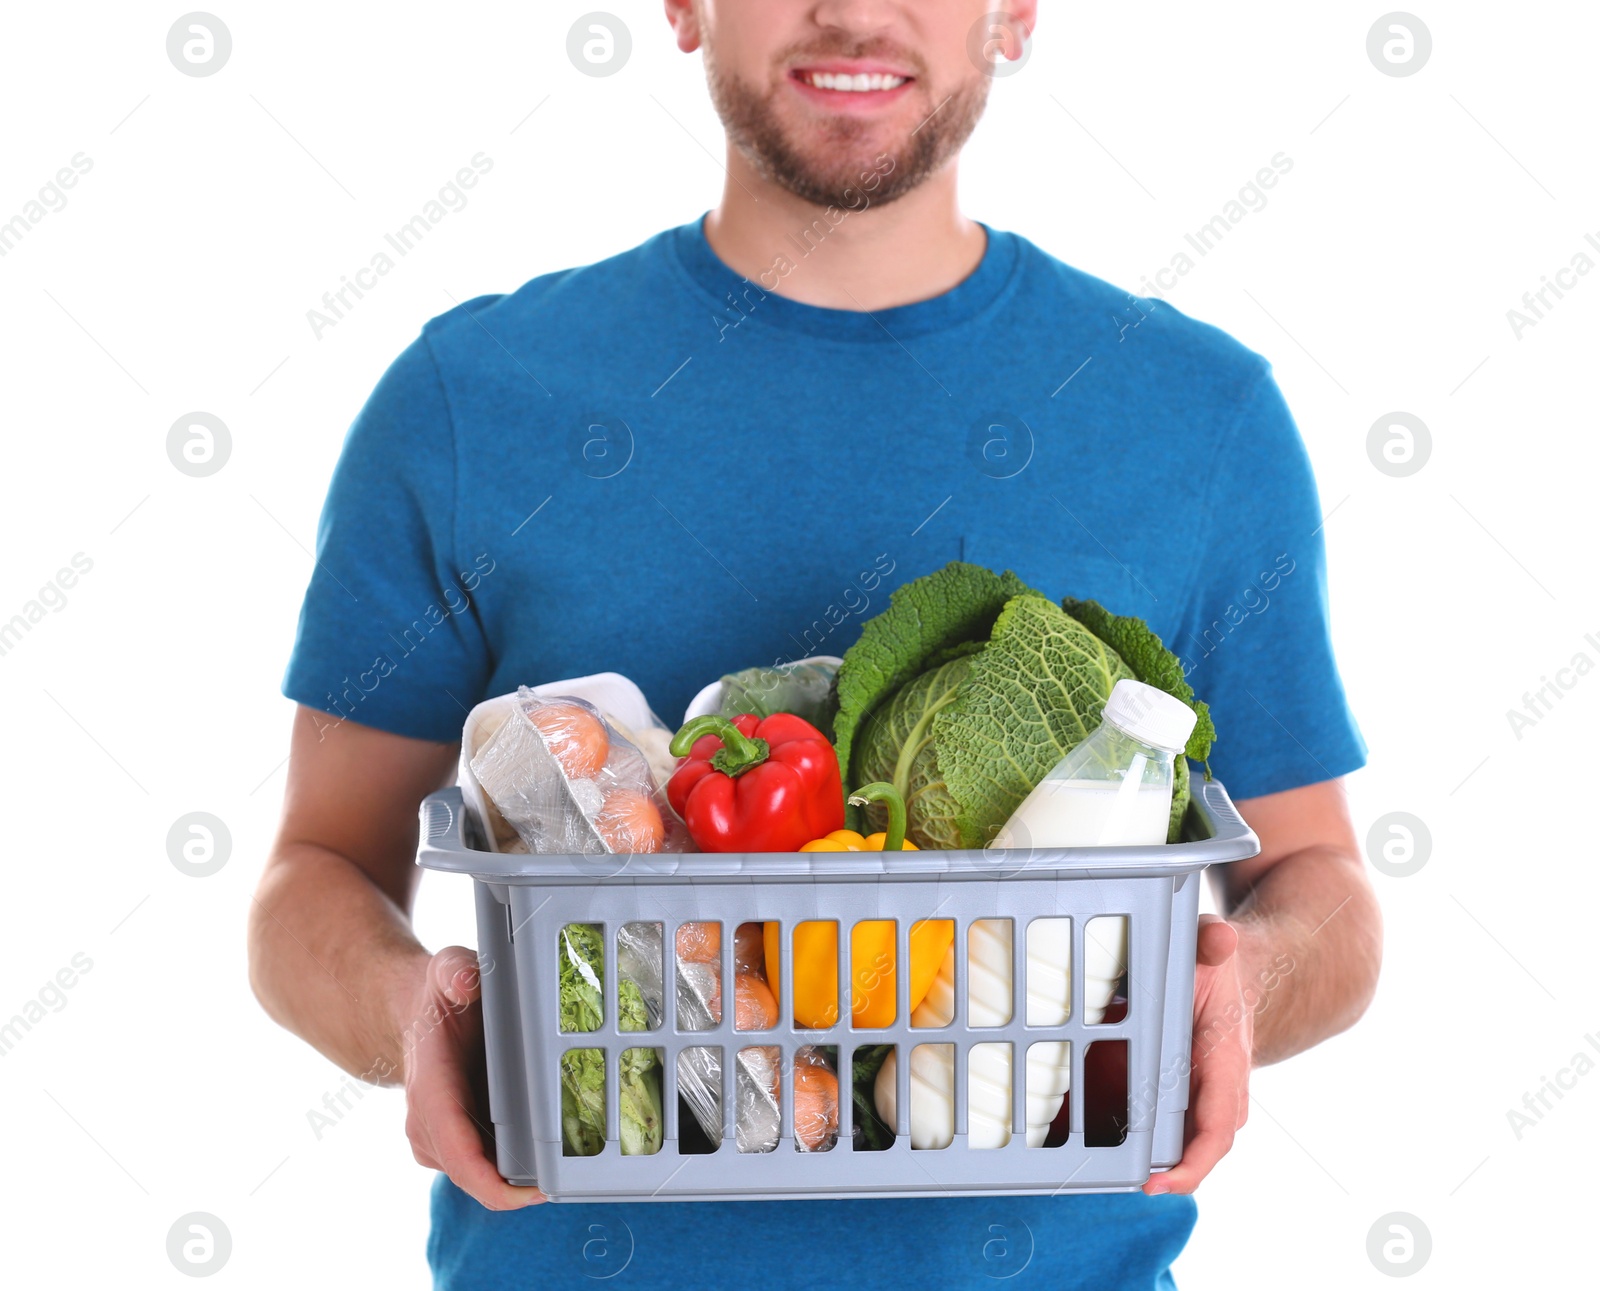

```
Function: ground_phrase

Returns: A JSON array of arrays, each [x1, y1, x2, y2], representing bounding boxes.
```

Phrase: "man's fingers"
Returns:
[[413, 1057, 544, 1209], [1195, 915, 1239, 968], [408, 1133, 442, 1172], [1149, 1046, 1249, 1195], [429, 945, 483, 1009], [1153, 1124, 1234, 1195]]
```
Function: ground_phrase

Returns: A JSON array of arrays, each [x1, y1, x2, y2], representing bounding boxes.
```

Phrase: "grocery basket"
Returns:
[[415, 777, 1259, 1202]]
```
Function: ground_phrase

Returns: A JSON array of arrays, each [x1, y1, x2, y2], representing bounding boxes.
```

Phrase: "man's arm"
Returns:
[[248, 705, 543, 1210], [1225, 778, 1384, 1063], [1147, 777, 1382, 1194]]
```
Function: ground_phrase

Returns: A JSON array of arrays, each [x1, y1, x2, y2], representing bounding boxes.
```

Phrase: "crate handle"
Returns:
[[420, 788, 462, 847]]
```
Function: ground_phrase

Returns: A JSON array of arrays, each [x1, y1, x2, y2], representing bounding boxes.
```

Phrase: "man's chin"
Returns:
[[710, 61, 984, 211]]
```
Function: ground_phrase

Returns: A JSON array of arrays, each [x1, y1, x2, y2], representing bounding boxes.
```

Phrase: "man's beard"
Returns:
[[704, 58, 989, 209]]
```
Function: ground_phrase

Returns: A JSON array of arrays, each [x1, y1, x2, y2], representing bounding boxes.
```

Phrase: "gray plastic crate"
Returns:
[[416, 777, 1259, 1202]]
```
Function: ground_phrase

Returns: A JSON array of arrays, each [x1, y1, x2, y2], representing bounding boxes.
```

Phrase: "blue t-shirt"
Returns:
[[284, 218, 1365, 1289]]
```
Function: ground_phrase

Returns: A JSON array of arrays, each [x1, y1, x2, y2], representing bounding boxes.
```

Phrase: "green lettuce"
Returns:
[[558, 924, 663, 1157], [835, 563, 1214, 848], [832, 563, 1034, 806]]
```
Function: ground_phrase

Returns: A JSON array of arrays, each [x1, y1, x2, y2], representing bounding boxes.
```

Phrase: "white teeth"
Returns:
[[804, 71, 906, 92]]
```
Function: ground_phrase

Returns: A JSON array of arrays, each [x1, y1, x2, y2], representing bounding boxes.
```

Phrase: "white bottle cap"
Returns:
[[1102, 679, 1197, 754]]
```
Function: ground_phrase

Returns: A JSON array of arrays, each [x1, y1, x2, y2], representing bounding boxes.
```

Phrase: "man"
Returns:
[[249, 1, 1382, 1286]]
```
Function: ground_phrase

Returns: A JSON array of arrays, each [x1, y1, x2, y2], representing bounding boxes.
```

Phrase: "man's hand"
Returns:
[[1143, 779, 1382, 1195], [1145, 916, 1251, 1195], [251, 709, 548, 1214], [400, 945, 544, 1211]]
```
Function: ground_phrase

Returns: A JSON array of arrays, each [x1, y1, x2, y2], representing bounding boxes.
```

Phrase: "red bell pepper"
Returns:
[[666, 713, 844, 853]]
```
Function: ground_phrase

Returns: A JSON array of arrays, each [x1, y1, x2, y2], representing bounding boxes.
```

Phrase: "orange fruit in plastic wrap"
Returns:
[[734, 973, 777, 1031], [699, 971, 778, 1031], [676, 921, 721, 963], [592, 788, 664, 853], [527, 701, 609, 779], [793, 1057, 839, 1151]]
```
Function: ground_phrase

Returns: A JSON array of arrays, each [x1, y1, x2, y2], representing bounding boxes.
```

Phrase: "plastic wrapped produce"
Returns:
[[458, 674, 683, 853], [793, 1047, 840, 1152], [615, 921, 665, 1030], [465, 688, 675, 855], [681, 655, 843, 732], [735, 1045, 781, 1153], [557, 924, 662, 1156], [670, 925, 793, 1152], [716, 658, 842, 733], [671, 1010, 782, 1152], [672, 952, 724, 1145]]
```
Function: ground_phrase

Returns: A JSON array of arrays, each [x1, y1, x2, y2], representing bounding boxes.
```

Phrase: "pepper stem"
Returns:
[[669, 714, 771, 778], [847, 781, 908, 851]]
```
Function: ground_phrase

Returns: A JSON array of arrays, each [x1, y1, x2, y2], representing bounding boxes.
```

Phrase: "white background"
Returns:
[[2, 1, 1596, 1286]]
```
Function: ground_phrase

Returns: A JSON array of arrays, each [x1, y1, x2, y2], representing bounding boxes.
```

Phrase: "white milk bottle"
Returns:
[[991, 679, 1198, 851]]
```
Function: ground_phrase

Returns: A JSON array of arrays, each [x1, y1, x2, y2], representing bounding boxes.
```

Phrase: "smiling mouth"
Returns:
[[793, 69, 911, 92]]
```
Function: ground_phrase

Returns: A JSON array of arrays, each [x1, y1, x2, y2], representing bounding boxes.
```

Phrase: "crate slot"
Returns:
[[1026, 1041, 1072, 1148], [676, 1047, 721, 1153], [619, 1046, 664, 1156], [733, 921, 766, 977], [735, 1045, 781, 1153], [909, 1044, 955, 1149], [790, 920, 841, 1029], [1085, 916, 1129, 1024], [674, 921, 721, 1033], [968, 1043, 1011, 1149], [557, 923, 604, 1034], [850, 1044, 894, 1151], [909, 919, 956, 1028], [1026, 918, 1072, 1026], [559, 1047, 606, 1156], [967, 918, 1013, 1027], [616, 922, 663, 1032], [850, 919, 896, 1029], [793, 1045, 840, 1152], [1084, 1040, 1129, 1147]]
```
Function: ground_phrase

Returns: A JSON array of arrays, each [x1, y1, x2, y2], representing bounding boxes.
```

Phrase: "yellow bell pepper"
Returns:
[[798, 780, 919, 854], [798, 829, 920, 853], [765, 783, 953, 1028]]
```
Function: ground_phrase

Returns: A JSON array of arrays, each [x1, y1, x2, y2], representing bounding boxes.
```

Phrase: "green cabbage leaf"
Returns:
[[835, 563, 1215, 848]]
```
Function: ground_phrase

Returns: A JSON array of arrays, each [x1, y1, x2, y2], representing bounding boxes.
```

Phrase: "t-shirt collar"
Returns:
[[671, 211, 1020, 342]]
